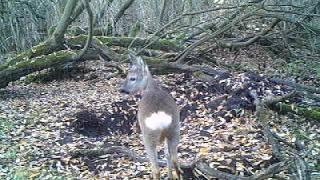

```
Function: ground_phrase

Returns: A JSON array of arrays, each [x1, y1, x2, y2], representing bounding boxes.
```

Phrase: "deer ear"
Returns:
[[128, 52, 144, 65], [136, 56, 145, 66], [128, 53, 136, 64], [144, 64, 149, 74]]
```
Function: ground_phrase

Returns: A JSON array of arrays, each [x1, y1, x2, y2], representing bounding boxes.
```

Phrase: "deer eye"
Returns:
[[129, 77, 136, 81]]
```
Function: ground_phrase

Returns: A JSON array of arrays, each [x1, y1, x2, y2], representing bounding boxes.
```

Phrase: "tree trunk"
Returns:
[[159, 0, 169, 25], [114, 0, 135, 23], [0, 0, 96, 88], [0, 0, 80, 72]]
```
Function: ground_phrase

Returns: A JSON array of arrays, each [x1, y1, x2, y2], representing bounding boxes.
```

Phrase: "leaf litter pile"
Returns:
[[0, 60, 319, 179]]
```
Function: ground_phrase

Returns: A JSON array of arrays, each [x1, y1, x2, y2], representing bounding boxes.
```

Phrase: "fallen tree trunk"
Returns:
[[0, 42, 55, 72], [0, 48, 177, 88], [0, 49, 98, 88], [269, 77, 320, 94], [268, 102, 320, 121], [67, 35, 183, 51], [256, 91, 320, 121], [0, 0, 90, 74], [0, 33, 183, 88], [253, 91, 312, 180], [0, 50, 75, 87], [7, 0, 95, 85], [255, 91, 320, 121]]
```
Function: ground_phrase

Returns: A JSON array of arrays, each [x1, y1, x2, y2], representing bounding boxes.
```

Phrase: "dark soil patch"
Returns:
[[71, 100, 137, 137]]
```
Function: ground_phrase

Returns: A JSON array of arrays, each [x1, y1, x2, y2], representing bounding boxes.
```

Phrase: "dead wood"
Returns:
[[263, 91, 298, 105], [70, 146, 150, 164], [253, 92, 284, 161], [0, 38, 180, 88], [71, 145, 288, 180], [175, 10, 257, 64], [253, 91, 312, 180], [259, 91, 320, 121], [268, 101, 320, 121], [67, 35, 183, 52], [136, 4, 257, 55], [269, 77, 320, 94], [91, 38, 123, 62], [217, 19, 280, 48], [196, 161, 286, 180], [0, 0, 80, 72], [0, 49, 97, 88]]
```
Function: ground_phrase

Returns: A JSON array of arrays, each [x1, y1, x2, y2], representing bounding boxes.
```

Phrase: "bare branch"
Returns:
[[175, 9, 258, 64], [73, 0, 94, 60], [114, 0, 135, 23]]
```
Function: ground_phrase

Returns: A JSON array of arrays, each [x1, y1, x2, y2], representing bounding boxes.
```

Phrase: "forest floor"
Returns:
[[0, 47, 319, 179]]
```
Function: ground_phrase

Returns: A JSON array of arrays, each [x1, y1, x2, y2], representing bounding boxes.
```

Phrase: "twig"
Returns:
[[269, 77, 320, 94], [263, 8, 320, 17], [137, 3, 259, 55], [217, 18, 280, 48], [195, 161, 286, 180], [174, 9, 258, 64], [71, 145, 288, 179], [263, 91, 298, 106]]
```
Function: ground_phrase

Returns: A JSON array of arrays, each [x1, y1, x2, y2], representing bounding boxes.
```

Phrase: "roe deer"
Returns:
[[120, 53, 181, 180]]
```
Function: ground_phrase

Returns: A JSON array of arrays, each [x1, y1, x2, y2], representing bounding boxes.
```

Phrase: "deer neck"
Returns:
[[143, 72, 160, 94]]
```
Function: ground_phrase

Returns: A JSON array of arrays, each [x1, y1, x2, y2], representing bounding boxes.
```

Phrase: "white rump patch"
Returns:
[[145, 111, 172, 130]]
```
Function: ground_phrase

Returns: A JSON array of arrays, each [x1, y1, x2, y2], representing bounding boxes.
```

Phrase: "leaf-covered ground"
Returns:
[[0, 59, 319, 179]]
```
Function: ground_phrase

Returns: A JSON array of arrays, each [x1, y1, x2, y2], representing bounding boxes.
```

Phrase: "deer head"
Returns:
[[120, 53, 150, 94]]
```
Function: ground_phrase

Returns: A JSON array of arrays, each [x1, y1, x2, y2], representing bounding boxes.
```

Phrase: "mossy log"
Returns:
[[67, 35, 183, 51], [0, 48, 177, 88], [0, 49, 98, 88], [268, 102, 320, 121], [1, 34, 181, 77], [0, 42, 60, 72], [260, 92, 320, 121], [92, 26, 112, 36], [0, 0, 82, 73]]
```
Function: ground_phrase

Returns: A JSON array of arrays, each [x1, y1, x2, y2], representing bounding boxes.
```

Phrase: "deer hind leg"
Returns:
[[167, 137, 182, 180], [165, 139, 174, 179], [143, 136, 160, 180]]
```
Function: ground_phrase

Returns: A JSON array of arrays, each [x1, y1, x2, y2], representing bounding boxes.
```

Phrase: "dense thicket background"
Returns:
[[0, 0, 320, 83], [0, 0, 319, 179]]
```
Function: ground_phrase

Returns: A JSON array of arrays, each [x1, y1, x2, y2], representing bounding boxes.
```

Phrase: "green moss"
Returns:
[[48, 25, 57, 36], [271, 103, 320, 121], [0, 50, 78, 88], [304, 109, 320, 121], [68, 36, 182, 51], [287, 59, 320, 81], [7, 166, 30, 180], [293, 129, 309, 140], [192, 71, 204, 77], [315, 161, 320, 171], [0, 117, 15, 138], [2, 146, 18, 161], [128, 22, 142, 37], [25, 66, 90, 84], [0, 42, 51, 72]]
